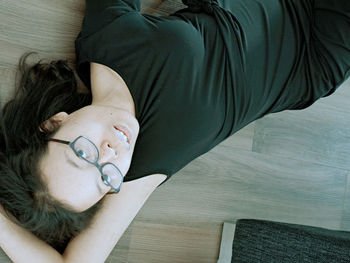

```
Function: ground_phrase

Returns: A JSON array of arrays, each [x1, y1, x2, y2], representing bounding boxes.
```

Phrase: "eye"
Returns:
[[100, 175, 112, 192], [77, 149, 87, 159], [102, 174, 111, 185], [71, 150, 88, 167]]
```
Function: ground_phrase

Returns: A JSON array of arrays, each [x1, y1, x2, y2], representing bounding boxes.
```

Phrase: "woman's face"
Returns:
[[39, 104, 139, 212]]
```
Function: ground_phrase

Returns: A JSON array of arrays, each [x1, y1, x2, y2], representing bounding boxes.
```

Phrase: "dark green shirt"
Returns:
[[75, 0, 350, 186]]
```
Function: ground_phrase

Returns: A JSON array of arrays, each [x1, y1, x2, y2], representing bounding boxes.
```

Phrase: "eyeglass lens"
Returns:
[[73, 137, 122, 190]]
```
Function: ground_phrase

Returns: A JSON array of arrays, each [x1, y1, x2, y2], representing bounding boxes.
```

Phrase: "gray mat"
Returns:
[[232, 219, 350, 263]]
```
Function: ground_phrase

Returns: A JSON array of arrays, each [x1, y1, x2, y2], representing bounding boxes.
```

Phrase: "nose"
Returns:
[[98, 140, 117, 164]]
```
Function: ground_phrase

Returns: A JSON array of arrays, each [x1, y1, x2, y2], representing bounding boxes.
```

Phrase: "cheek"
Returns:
[[46, 167, 103, 211], [123, 157, 133, 175], [74, 186, 104, 212], [57, 178, 103, 212]]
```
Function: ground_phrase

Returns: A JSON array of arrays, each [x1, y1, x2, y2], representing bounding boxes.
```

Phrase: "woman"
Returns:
[[1, 0, 349, 261]]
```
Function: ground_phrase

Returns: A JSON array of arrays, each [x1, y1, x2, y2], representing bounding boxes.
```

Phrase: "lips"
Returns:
[[113, 125, 131, 144]]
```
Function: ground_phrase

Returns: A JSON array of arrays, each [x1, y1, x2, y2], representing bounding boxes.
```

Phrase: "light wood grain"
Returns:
[[217, 222, 236, 263], [1, 0, 350, 262]]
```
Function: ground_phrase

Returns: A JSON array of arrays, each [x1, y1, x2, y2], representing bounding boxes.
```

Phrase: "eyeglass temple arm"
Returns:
[[45, 137, 70, 145]]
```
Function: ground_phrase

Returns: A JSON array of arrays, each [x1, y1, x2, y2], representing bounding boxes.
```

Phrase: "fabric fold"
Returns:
[[181, 0, 219, 15]]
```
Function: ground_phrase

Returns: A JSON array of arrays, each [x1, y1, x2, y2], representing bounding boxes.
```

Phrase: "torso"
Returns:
[[91, 62, 167, 187]]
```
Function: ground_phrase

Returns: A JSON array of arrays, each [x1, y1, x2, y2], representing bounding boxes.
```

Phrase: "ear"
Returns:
[[39, 112, 69, 133]]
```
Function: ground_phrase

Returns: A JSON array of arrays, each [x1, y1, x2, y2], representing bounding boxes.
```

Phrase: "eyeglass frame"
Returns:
[[44, 135, 123, 194]]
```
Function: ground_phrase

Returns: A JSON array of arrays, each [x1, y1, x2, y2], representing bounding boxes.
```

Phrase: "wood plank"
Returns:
[[217, 222, 236, 263], [252, 78, 350, 170]]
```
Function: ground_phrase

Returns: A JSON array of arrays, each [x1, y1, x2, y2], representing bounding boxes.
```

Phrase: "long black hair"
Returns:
[[0, 52, 101, 253]]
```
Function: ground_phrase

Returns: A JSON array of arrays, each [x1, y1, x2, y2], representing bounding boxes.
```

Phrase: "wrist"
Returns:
[[0, 209, 12, 230], [0, 205, 7, 225], [0, 205, 17, 227]]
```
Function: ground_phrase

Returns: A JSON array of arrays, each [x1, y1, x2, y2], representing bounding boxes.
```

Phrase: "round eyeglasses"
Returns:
[[45, 135, 123, 194]]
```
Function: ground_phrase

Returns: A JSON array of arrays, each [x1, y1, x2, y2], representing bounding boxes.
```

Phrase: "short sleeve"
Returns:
[[86, 0, 140, 15], [80, 0, 141, 38]]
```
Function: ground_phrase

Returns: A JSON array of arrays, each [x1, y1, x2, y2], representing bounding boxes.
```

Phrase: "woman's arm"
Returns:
[[0, 174, 165, 263], [0, 205, 64, 263], [62, 174, 166, 262]]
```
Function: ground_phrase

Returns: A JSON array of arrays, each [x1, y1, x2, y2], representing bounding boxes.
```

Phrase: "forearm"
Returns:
[[0, 209, 64, 263], [62, 181, 153, 263], [0, 177, 158, 263], [0, 196, 129, 263]]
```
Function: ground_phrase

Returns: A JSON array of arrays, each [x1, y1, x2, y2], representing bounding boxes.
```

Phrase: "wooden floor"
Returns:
[[1, 0, 350, 262]]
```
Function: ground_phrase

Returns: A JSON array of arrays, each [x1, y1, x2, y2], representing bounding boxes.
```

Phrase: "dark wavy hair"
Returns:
[[0, 52, 101, 253]]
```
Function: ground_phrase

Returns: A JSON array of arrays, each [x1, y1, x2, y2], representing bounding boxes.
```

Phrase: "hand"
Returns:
[[0, 203, 6, 219], [0, 203, 65, 263]]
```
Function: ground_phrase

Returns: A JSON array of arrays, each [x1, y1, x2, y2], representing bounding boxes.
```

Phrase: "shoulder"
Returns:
[[122, 174, 167, 191], [106, 174, 167, 194], [89, 62, 130, 104], [90, 62, 124, 84]]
